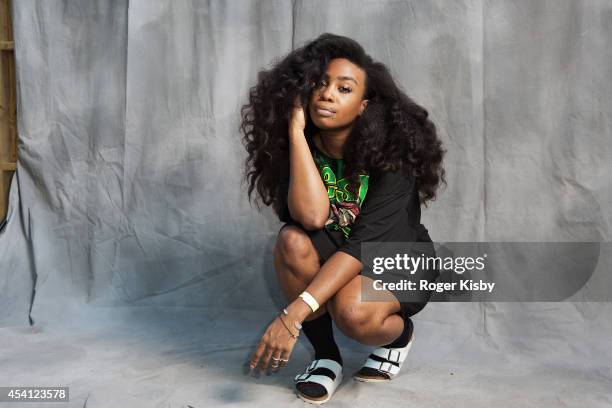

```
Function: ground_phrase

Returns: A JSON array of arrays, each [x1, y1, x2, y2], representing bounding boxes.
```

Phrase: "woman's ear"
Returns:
[[359, 99, 369, 115]]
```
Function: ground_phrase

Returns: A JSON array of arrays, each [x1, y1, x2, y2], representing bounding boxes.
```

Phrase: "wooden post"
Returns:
[[0, 0, 16, 222]]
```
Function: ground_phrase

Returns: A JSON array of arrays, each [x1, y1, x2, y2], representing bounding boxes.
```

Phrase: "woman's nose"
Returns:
[[320, 85, 334, 101]]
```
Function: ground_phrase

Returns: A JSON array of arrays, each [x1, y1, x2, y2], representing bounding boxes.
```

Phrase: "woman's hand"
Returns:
[[249, 315, 298, 374], [289, 95, 307, 134]]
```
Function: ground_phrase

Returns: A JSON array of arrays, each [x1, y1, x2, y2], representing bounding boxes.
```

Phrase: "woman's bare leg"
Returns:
[[274, 225, 328, 321], [274, 225, 344, 398], [327, 275, 405, 346]]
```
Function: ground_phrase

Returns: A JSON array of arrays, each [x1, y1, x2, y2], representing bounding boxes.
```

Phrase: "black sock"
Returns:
[[301, 312, 343, 365], [297, 312, 342, 399], [383, 315, 413, 349]]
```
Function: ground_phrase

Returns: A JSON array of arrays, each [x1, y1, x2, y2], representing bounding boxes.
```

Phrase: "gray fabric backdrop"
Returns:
[[0, 1, 611, 407]]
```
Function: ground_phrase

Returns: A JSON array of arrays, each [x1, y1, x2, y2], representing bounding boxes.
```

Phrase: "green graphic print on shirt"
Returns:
[[313, 150, 369, 238]]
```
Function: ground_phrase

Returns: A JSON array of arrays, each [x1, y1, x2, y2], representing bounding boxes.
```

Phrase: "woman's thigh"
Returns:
[[327, 275, 402, 330]]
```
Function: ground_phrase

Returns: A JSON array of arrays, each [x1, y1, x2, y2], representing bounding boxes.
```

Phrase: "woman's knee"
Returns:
[[332, 303, 377, 342], [275, 225, 319, 278]]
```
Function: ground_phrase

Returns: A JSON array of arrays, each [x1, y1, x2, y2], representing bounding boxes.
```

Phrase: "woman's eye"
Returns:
[[314, 81, 350, 93]]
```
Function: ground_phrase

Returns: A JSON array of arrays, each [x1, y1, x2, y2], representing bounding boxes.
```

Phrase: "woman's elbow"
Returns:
[[298, 214, 328, 231]]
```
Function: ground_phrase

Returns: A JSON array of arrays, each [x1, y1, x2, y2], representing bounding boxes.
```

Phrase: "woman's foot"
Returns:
[[353, 316, 414, 382], [296, 313, 343, 402], [352, 334, 414, 382], [295, 359, 343, 404]]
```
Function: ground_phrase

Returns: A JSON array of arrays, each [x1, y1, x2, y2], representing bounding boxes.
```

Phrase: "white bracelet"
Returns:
[[298, 291, 319, 313]]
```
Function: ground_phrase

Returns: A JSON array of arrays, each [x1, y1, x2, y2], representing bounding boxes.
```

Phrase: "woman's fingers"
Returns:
[[290, 95, 307, 133], [293, 94, 303, 109], [278, 348, 291, 368], [249, 340, 267, 370], [283, 340, 296, 366], [248, 317, 300, 375], [259, 346, 274, 373], [270, 351, 283, 372]]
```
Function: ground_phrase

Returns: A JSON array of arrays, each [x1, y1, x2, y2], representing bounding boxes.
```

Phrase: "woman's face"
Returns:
[[308, 58, 368, 131]]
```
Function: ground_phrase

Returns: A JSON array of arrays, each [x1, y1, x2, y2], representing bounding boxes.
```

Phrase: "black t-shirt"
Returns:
[[279, 141, 433, 262]]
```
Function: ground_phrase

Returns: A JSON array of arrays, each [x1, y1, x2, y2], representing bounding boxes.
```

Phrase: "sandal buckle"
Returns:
[[379, 362, 393, 374], [387, 349, 401, 363], [294, 373, 311, 382]]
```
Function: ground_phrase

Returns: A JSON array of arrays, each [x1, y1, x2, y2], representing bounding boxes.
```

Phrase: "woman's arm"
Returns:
[[286, 103, 330, 230], [247, 249, 359, 373], [285, 250, 363, 321]]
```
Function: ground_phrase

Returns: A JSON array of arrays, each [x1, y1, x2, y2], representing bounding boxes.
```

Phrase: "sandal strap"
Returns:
[[359, 336, 415, 379], [304, 358, 342, 374], [363, 358, 401, 376], [294, 359, 343, 395], [370, 339, 413, 364], [294, 373, 339, 393]]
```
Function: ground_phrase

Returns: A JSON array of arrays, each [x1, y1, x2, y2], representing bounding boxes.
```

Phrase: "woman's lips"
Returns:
[[315, 108, 334, 117]]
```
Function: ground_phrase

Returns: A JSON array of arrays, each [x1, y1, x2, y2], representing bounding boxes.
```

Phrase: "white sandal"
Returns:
[[353, 335, 414, 382], [294, 358, 343, 404]]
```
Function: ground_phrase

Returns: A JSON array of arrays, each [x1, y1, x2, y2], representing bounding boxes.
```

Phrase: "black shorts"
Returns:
[[280, 221, 432, 320]]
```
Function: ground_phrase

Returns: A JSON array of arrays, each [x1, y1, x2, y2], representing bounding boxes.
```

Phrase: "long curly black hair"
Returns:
[[240, 33, 446, 219]]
